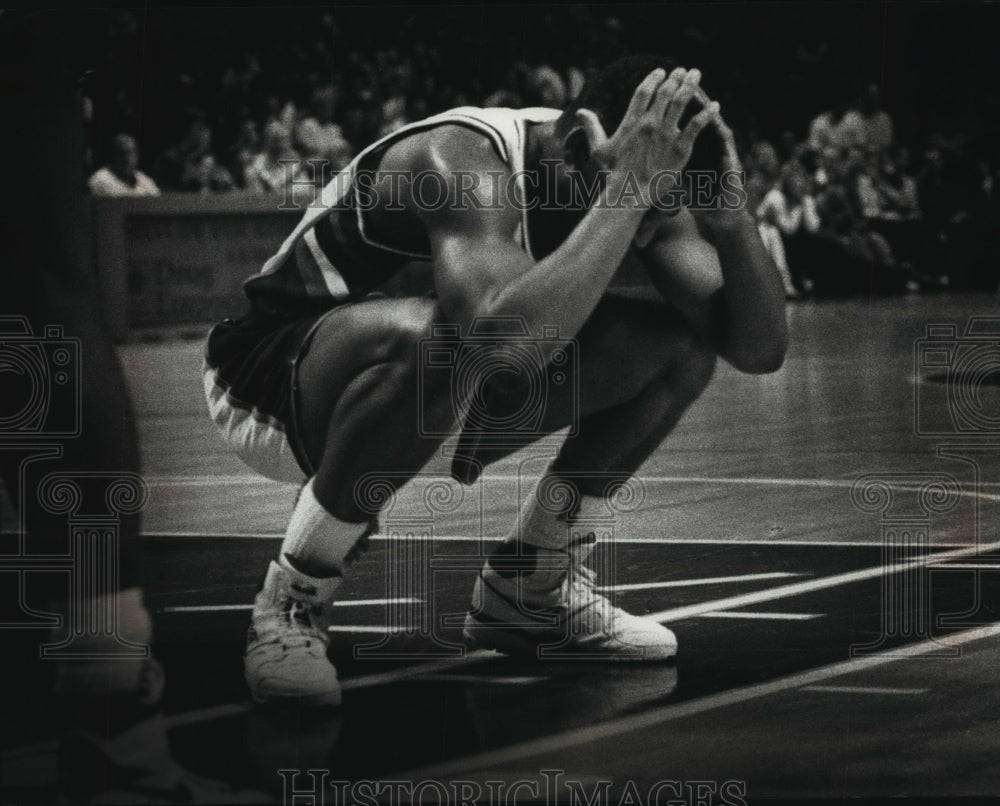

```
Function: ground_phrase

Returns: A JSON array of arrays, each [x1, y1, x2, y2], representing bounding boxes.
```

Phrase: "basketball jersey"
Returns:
[[243, 106, 563, 313]]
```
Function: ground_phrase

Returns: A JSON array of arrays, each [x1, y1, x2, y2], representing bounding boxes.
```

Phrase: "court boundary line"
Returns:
[[90, 539, 1000, 735], [645, 537, 1000, 624], [142, 473, 1000, 497], [8, 540, 999, 761], [398, 620, 1000, 780], [598, 572, 805, 592], [698, 611, 823, 621], [801, 684, 928, 696], [92, 531, 996, 548]]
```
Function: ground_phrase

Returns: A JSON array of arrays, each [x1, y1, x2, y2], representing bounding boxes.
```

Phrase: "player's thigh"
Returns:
[[474, 292, 712, 440], [294, 295, 441, 449], [559, 291, 712, 420]]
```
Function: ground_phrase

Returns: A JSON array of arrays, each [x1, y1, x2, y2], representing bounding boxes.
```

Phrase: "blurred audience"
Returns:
[[88, 134, 160, 196], [295, 84, 354, 185], [154, 117, 236, 193], [227, 120, 261, 189], [808, 103, 865, 160], [244, 121, 306, 194], [76, 8, 994, 297], [844, 83, 894, 156], [756, 163, 821, 297]]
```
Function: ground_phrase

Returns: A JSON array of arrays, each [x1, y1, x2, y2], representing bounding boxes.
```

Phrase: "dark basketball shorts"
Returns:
[[202, 304, 347, 483]]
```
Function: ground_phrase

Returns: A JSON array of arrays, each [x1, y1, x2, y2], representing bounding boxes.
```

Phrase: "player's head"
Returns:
[[556, 54, 725, 177], [110, 133, 139, 178]]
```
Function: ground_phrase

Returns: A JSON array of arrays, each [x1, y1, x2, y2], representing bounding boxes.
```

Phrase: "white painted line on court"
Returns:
[[931, 563, 1000, 570], [128, 531, 988, 549], [599, 572, 805, 592], [802, 685, 928, 695], [399, 620, 1000, 780], [646, 537, 1000, 625], [164, 649, 496, 725], [146, 476, 292, 487], [698, 611, 823, 621], [478, 474, 1000, 502], [141, 473, 1000, 503], [167, 702, 250, 729], [141, 538, 1000, 741], [2, 650, 501, 759], [327, 626, 402, 634], [334, 598, 423, 607], [411, 673, 549, 685], [339, 650, 496, 691], [159, 598, 422, 614]]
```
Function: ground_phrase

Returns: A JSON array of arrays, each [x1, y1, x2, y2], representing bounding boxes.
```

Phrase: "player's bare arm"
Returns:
[[383, 67, 719, 351], [633, 111, 789, 374]]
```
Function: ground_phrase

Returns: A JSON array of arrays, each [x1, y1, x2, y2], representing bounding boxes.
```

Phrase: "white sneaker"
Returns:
[[244, 558, 342, 707], [463, 554, 677, 661]]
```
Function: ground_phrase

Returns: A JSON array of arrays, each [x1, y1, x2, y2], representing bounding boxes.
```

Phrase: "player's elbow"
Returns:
[[748, 347, 787, 374], [738, 335, 788, 374], [727, 322, 788, 374]]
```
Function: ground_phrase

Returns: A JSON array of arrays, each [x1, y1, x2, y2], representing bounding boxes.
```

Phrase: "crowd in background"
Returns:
[[743, 92, 999, 296], [81, 7, 1000, 295]]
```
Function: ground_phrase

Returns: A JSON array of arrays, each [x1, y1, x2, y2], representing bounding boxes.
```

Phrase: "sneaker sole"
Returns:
[[249, 685, 342, 708], [250, 692, 343, 708]]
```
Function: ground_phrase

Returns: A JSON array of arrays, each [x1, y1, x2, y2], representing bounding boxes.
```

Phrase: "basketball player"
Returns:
[[204, 55, 789, 706]]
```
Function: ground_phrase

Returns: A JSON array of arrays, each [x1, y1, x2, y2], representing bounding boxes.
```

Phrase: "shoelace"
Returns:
[[279, 599, 327, 647], [565, 565, 619, 634]]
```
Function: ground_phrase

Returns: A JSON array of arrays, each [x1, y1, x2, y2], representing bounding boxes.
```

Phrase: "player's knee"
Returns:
[[376, 300, 438, 366]]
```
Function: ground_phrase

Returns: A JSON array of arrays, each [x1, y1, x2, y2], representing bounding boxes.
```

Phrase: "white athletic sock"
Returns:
[[566, 493, 608, 564], [280, 478, 372, 581], [507, 471, 568, 550], [495, 469, 604, 590]]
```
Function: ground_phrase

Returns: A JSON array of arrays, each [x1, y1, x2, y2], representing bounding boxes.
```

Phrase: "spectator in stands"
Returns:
[[756, 163, 821, 297], [776, 130, 802, 165], [87, 134, 160, 196], [227, 119, 261, 189], [858, 145, 920, 222], [856, 144, 926, 278], [376, 63, 415, 138], [524, 65, 568, 108], [295, 84, 354, 182], [843, 83, 894, 156], [966, 149, 1000, 291], [808, 103, 864, 161], [244, 121, 305, 194], [154, 117, 235, 193], [484, 61, 531, 109], [807, 149, 937, 296], [262, 88, 298, 137], [744, 140, 781, 213], [917, 139, 968, 284]]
